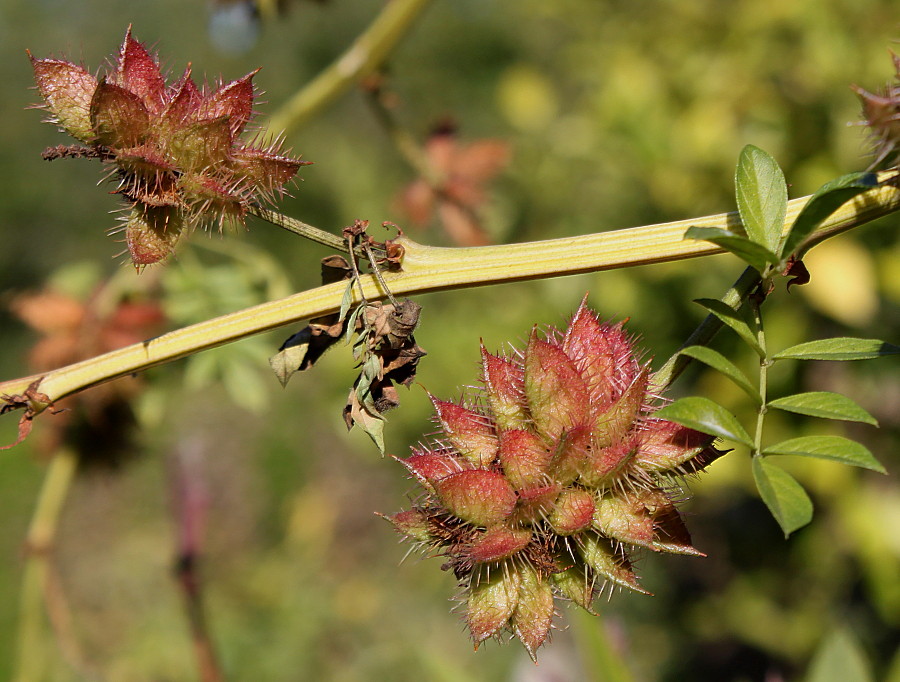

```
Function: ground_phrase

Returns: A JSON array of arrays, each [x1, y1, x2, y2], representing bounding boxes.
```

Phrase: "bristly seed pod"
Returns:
[[852, 52, 900, 168], [29, 26, 310, 266], [382, 298, 725, 660]]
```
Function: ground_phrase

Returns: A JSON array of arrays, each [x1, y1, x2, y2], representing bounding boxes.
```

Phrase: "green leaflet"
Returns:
[[683, 227, 777, 273], [805, 627, 874, 682], [763, 435, 885, 473], [694, 298, 764, 357], [735, 144, 787, 255], [268, 343, 308, 388], [773, 337, 900, 361], [679, 345, 760, 404], [780, 171, 879, 259], [752, 456, 813, 537], [655, 396, 753, 448], [339, 279, 355, 323], [767, 391, 877, 425]]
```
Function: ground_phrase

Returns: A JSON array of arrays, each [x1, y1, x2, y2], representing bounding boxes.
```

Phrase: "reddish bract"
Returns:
[[30, 27, 309, 265], [383, 298, 724, 659]]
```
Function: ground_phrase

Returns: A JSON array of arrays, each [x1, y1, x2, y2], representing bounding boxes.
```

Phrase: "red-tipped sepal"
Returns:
[[431, 396, 498, 467], [434, 470, 517, 527], [511, 564, 555, 662], [29, 55, 97, 142]]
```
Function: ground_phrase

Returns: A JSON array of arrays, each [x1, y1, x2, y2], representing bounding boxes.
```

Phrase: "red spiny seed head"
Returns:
[[383, 298, 724, 660], [29, 26, 310, 266], [852, 52, 900, 168]]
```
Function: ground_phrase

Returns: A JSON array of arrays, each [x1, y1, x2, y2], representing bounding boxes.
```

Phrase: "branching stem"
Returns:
[[1, 175, 898, 416], [248, 205, 353, 253]]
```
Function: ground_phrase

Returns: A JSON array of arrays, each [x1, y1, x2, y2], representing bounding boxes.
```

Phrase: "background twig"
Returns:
[[265, 0, 435, 134], [14, 450, 91, 682]]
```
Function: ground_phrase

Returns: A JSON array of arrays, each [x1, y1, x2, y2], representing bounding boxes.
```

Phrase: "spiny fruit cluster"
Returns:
[[30, 27, 308, 266], [854, 51, 900, 168], [383, 300, 723, 659]]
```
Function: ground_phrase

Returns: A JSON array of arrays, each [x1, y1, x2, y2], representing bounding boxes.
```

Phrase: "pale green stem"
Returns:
[[265, 0, 434, 135], [248, 204, 349, 252], [14, 449, 79, 682], [751, 295, 770, 458], [1, 176, 898, 414]]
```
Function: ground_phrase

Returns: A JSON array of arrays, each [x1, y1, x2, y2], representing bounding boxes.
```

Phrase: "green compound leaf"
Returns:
[[679, 345, 761, 404], [752, 457, 813, 537], [773, 337, 900, 361], [684, 227, 778, 273], [694, 298, 764, 357], [735, 144, 787, 254], [655, 396, 753, 448], [763, 435, 886, 473], [767, 392, 878, 426], [780, 171, 880, 260]]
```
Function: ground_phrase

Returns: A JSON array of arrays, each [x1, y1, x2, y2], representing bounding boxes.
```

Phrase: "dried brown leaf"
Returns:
[[0, 379, 52, 450], [269, 343, 309, 388]]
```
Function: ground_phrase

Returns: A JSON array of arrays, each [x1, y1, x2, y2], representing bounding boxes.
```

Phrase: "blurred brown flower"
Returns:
[[396, 124, 509, 246], [11, 284, 165, 464]]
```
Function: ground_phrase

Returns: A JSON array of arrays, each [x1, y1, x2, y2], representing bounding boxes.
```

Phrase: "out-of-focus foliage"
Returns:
[[0, 1, 898, 680]]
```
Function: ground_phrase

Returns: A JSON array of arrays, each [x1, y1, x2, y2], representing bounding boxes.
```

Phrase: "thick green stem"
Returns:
[[265, 0, 434, 134], [652, 266, 761, 390], [1, 176, 898, 415]]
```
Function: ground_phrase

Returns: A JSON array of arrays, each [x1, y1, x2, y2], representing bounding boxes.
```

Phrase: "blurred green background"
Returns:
[[1, 1, 899, 680]]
